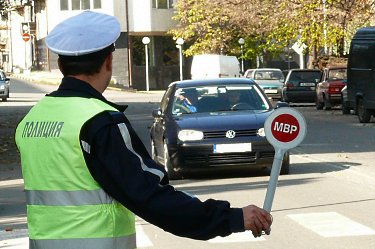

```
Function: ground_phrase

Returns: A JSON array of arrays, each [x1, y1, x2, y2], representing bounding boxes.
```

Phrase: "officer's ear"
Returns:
[[57, 58, 66, 76], [104, 52, 113, 71]]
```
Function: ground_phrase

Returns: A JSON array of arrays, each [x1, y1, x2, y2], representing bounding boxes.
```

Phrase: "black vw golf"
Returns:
[[150, 78, 289, 179]]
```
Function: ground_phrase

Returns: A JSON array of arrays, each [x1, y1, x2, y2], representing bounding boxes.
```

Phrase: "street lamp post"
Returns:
[[238, 38, 245, 73], [176, 38, 184, 81], [323, 0, 328, 55], [142, 37, 150, 91]]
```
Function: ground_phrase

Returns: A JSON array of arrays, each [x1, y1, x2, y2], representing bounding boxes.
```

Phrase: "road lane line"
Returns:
[[288, 212, 375, 237], [136, 223, 153, 248]]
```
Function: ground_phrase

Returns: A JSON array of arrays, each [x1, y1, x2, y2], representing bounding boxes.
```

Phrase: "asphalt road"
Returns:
[[1, 78, 375, 249]]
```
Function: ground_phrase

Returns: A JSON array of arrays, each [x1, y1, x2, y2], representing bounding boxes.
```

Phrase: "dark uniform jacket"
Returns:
[[48, 77, 245, 240]]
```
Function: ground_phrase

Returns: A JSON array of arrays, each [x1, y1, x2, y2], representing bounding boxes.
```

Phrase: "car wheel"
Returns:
[[341, 96, 350, 115], [151, 139, 158, 162], [315, 97, 323, 110], [163, 141, 182, 180], [357, 98, 372, 123], [323, 95, 331, 110], [1, 97, 7, 102], [280, 153, 290, 175], [264, 153, 290, 176]]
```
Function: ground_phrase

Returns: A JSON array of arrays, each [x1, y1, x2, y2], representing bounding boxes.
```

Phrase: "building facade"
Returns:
[[1, 0, 185, 90]]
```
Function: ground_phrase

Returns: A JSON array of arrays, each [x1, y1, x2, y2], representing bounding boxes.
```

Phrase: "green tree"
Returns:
[[171, 0, 375, 63], [169, 0, 239, 56], [0, 0, 11, 18]]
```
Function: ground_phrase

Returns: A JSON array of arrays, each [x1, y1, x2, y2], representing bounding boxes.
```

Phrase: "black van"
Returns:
[[347, 27, 375, 123]]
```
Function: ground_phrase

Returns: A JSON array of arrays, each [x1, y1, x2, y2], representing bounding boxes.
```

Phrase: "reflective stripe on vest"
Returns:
[[26, 189, 114, 206], [30, 234, 136, 249]]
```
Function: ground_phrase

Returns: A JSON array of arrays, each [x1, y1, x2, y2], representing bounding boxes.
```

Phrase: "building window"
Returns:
[[93, 0, 101, 9], [82, 0, 90, 9], [152, 0, 175, 9], [71, 0, 80, 10], [161, 37, 179, 66], [60, 0, 102, 10], [60, 0, 69, 10]]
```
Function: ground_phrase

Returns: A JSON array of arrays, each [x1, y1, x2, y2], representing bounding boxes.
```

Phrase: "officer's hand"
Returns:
[[242, 205, 272, 237]]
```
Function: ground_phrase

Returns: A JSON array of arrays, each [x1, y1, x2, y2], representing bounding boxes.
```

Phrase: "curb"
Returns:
[[9, 72, 165, 94]]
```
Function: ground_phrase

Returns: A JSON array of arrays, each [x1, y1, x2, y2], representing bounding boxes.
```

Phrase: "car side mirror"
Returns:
[[152, 109, 162, 118], [274, 101, 289, 109]]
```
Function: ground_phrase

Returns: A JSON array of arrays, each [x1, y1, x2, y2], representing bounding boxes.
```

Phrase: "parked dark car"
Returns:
[[150, 78, 290, 180], [316, 67, 347, 110], [0, 70, 10, 101], [282, 69, 322, 103]]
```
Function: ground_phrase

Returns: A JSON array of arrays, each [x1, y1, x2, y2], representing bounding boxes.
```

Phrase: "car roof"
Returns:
[[169, 78, 257, 88], [324, 66, 347, 70], [245, 68, 282, 72], [288, 69, 321, 72]]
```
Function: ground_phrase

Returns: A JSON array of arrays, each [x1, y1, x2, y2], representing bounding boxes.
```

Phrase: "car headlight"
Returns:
[[178, 130, 204, 141], [257, 127, 265, 137]]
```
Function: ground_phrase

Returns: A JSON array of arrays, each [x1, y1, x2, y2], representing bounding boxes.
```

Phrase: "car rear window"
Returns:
[[287, 71, 322, 85], [254, 70, 284, 81], [328, 69, 347, 81]]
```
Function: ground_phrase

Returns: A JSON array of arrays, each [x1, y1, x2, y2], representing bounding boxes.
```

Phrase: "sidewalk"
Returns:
[[9, 70, 166, 95], [10, 69, 63, 85]]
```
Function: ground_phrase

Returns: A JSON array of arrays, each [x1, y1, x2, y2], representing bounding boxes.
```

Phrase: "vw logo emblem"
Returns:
[[226, 130, 236, 138]]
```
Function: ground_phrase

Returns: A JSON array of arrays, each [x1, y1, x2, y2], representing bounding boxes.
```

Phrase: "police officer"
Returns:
[[15, 11, 272, 249]]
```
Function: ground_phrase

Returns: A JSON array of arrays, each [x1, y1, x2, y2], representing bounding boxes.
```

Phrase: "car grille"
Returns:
[[183, 152, 257, 166], [259, 151, 274, 158], [204, 129, 257, 139]]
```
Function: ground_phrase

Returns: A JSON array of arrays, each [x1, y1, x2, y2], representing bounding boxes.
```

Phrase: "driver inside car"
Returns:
[[226, 90, 241, 108]]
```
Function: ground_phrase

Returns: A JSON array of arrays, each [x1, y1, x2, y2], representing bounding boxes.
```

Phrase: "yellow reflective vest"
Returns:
[[15, 96, 136, 249]]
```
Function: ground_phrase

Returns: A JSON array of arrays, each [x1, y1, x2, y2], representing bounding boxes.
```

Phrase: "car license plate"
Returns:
[[0, 85, 4, 90], [300, 82, 315, 86], [213, 143, 252, 153], [264, 89, 278, 94]]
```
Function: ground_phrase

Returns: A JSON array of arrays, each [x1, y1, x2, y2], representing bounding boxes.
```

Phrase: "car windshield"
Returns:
[[288, 71, 322, 85], [172, 83, 271, 115], [328, 68, 347, 81], [254, 70, 284, 81]]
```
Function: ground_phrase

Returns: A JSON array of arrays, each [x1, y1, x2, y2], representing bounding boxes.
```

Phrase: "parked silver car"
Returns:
[[0, 70, 10, 101], [244, 68, 285, 100]]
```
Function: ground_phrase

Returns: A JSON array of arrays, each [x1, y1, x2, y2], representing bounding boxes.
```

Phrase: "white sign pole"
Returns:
[[263, 148, 285, 212], [263, 108, 307, 213]]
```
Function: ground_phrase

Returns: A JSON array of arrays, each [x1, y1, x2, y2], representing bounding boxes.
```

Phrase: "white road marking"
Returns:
[[288, 212, 375, 237], [136, 223, 153, 248], [208, 232, 266, 243]]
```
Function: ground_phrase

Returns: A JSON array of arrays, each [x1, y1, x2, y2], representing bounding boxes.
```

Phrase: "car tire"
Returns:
[[323, 95, 331, 110], [341, 96, 350, 115], [315, 97, 324, 110], [357, 98, 372, 123], [280, 153, 290, 175], [163, 141, 182, 180], [264, 153, 290, 176], [151, 139, 158, 162]]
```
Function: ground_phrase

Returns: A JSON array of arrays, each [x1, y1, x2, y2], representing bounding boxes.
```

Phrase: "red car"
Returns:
[[316, 67, 347, 110]]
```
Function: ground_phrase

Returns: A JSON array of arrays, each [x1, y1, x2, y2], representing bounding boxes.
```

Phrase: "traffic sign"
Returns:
[[265, 108, 306, 150], [22, 33, 31, 42], [262, 108, 307, 212]]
